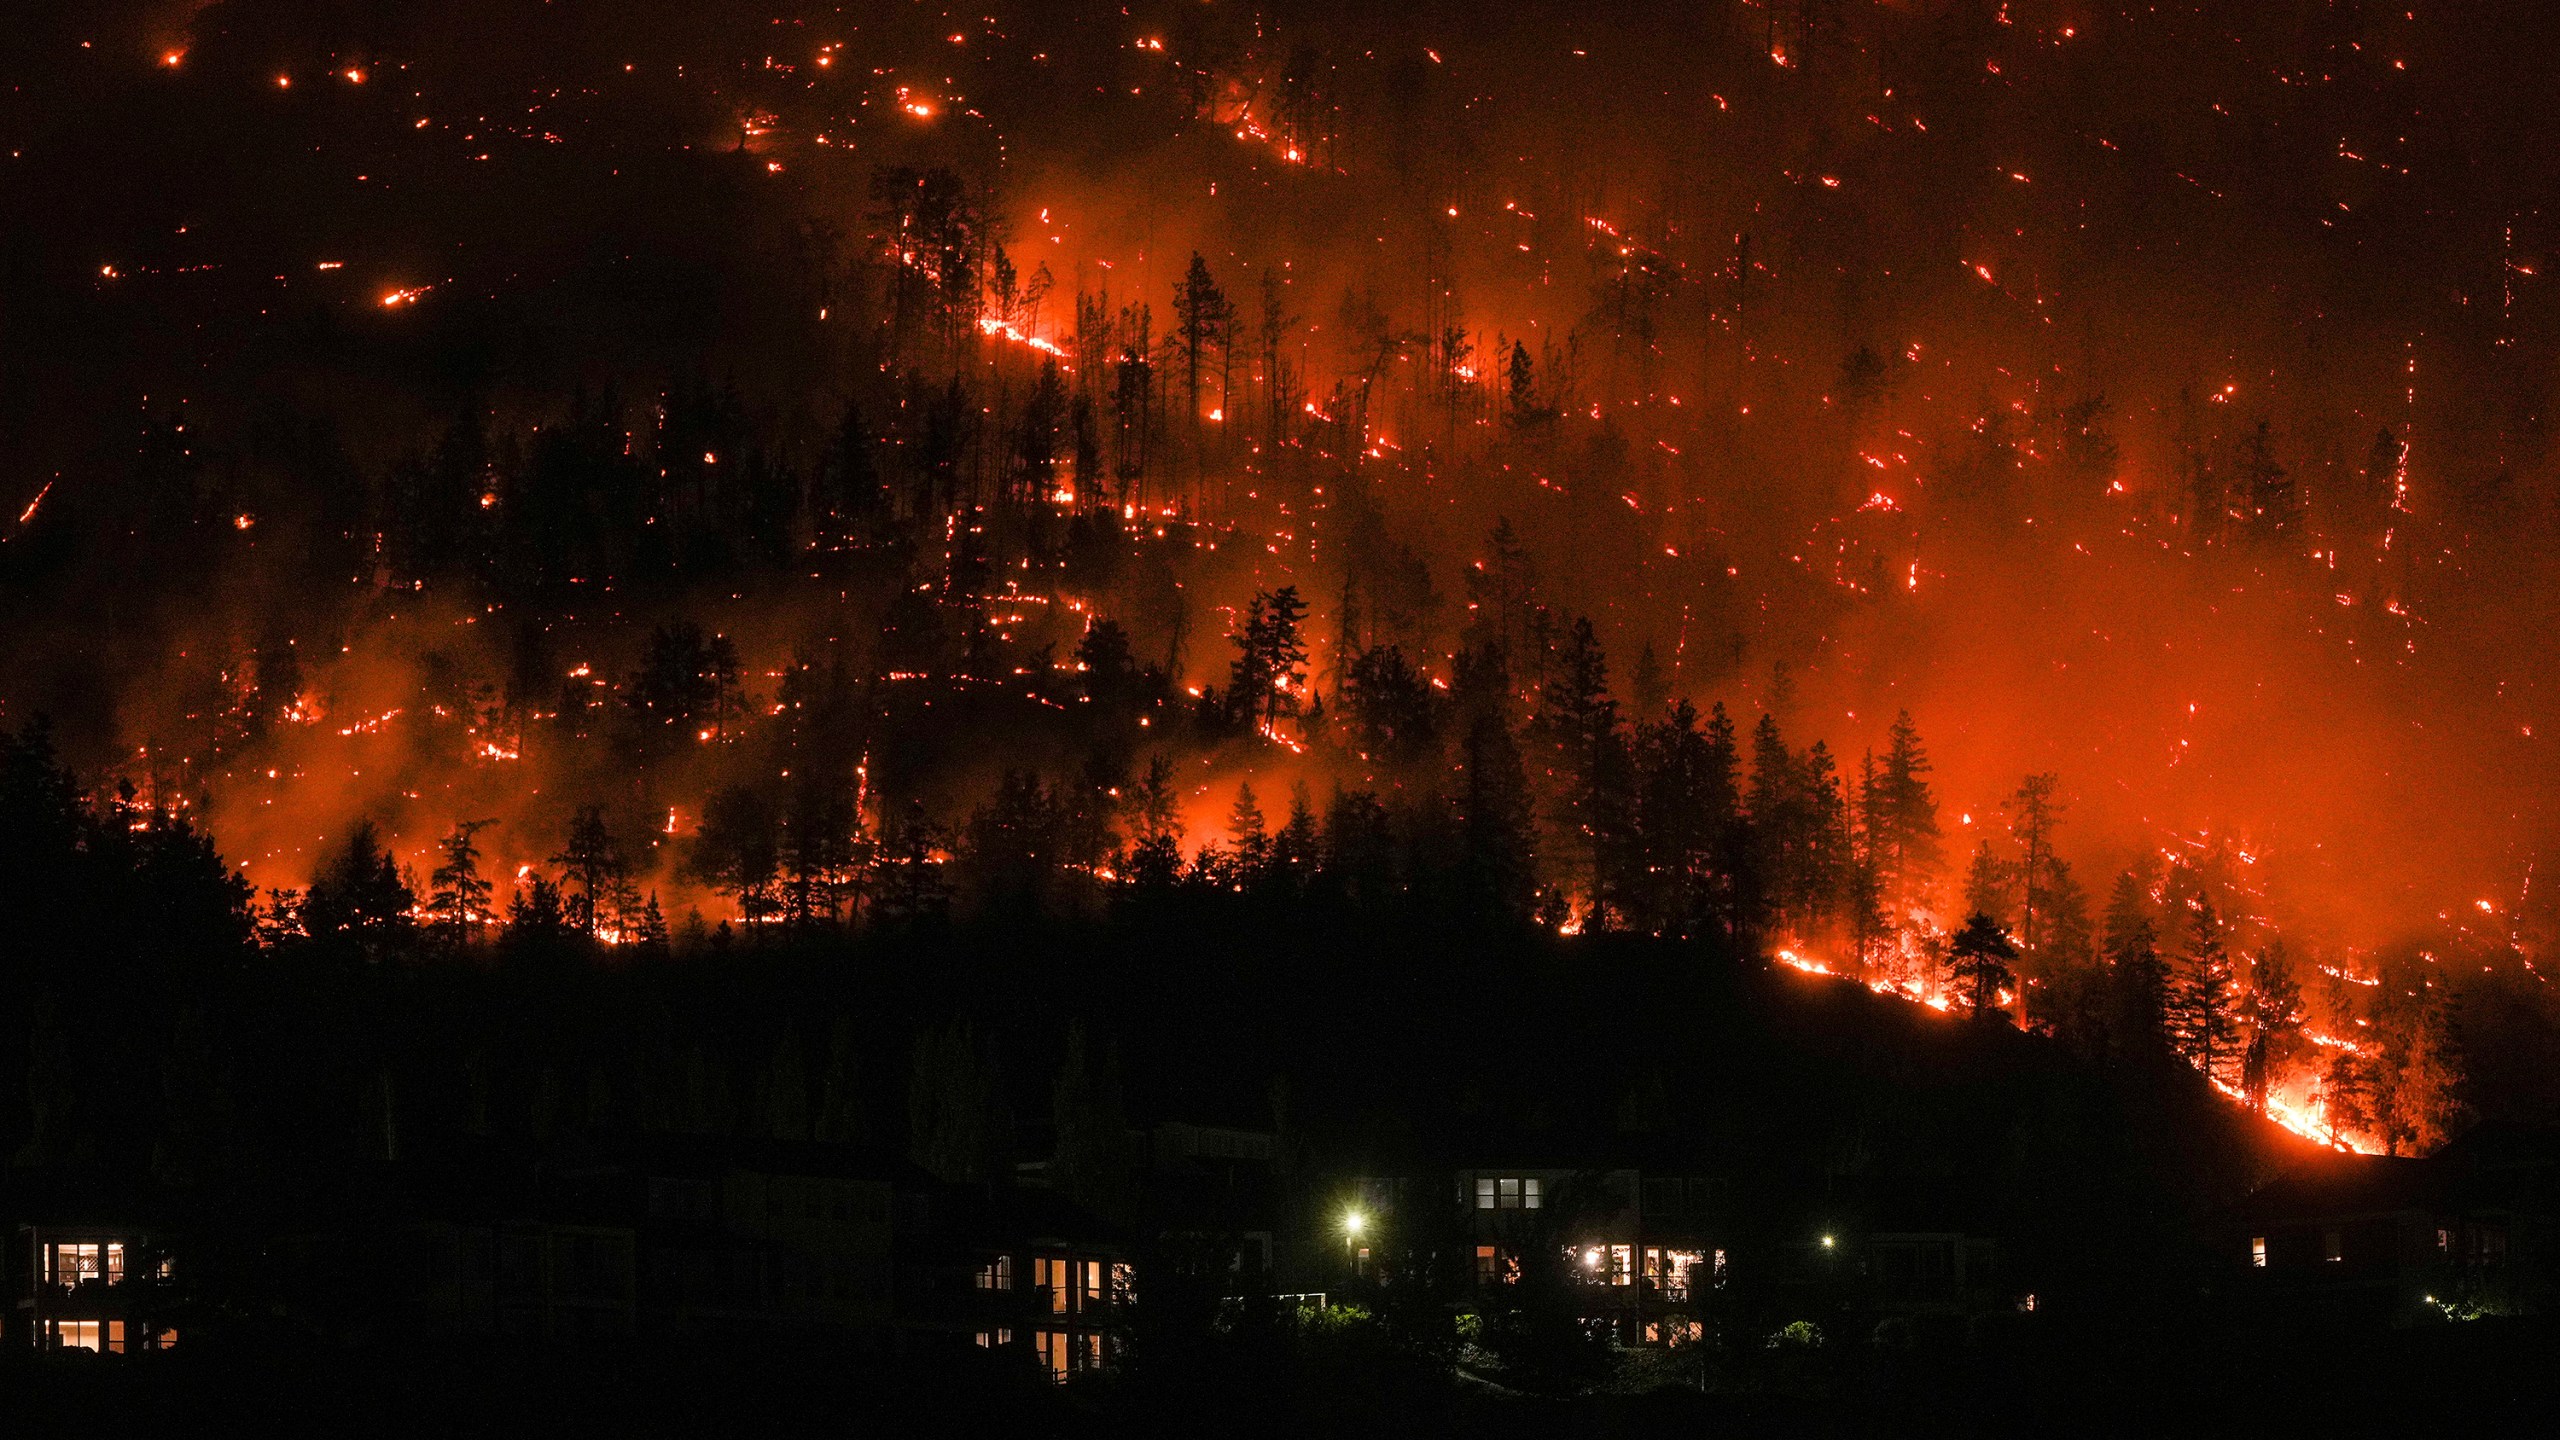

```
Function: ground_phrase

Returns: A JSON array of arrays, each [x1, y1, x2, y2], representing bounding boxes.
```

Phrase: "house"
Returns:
[[1331, 1161, 1730, 1345], [2228, 1123, 2560, 1326], [13, 1223, 178, 1355], [612, 1137, 899, 1344], [900, 1181, 1132, 1382]]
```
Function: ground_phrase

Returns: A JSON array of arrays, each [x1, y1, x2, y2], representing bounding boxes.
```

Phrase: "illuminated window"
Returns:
[[1476, 1178, 1496, 1210], [1080, 1260, 1104, 1306], [1476, 1245, 1499, 1284], [975, 1326, 1014, 1347], [1034, 1329, 1069, 1380], [48, 1243, 123, 1287], [1033, 1258, 1070, 1312], [1110, 1262, 1134, 1302], [46, 1320, 102, 1352], [1524, 1178, 1542, 1209], [2251, 1236, 2267, 1268], [1498, 1178, 1522, 1209], [1648, 1248, 1705, 1298], [975, 1255, 1013, 1291], [1609, 1244, 1634, 1285]]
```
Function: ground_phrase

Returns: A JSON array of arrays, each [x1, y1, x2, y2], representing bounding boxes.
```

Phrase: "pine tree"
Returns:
[[1459, 714, 1539, 922], [1844, 766, 1890, 979], [2167, 903, 2242, 1084], [2237, 420, 2299, 541], [1226, 782, 1271, 886], [2004, 773, 2065, 960], [1871, 711, 1943, 917], [2377, 995, 2464, 1156], [1634, 700, 1725, 937], [1272, 782, 1321, 889], [1460, 519, 1540, 681], [1948, 912, 2020, 1020], [1797, 742, 1852, 929], [1963, 839, 2011, 933], [822, 399, 884, 528], [2240, 942, 2306, 1114], [546, 806, 625, 937], [1227, 587, 1311, 733], [506, 873, 572, 943], [1532, 617, 1630, 925], [302, 820, 417, 957], [1747, 713, 1802, 930], [426, 819, 497, 947], [2103, 871, 2169, 1056]]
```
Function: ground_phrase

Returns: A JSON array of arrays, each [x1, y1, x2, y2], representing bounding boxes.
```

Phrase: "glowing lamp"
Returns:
[[1343, 1209, 1365, 1237]]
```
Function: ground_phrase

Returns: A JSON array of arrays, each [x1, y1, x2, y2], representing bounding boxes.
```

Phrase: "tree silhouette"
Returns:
[[425, 819, 497, 946], [1949, 911, 2020, 1019]]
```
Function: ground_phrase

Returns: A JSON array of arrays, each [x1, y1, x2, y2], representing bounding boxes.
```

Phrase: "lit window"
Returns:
[[2251, 1236, 2267, 1268], [1524, 1177, 1543, 1209], [49, 1243, 119, 1288], [975, 1255, 1013, 1291], [1610, 1244, 1634, 1285], [1033, 1258, 1069, 1312], [1476, 1245, 1500, 1284], [1034, 1329, 1069, 1380], [1498, 1177, 1522, 1209], [1476, 1177, 1496, 1210], [47, 1320, 102, 1352]]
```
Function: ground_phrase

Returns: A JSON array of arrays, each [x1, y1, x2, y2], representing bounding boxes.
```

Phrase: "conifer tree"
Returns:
[[2103, 871, 2170, 1055], [2240, 942, 2306, 1114], [1949, 912, 2020, 1019], [426, 819, 498, 947], [2168, 903, 2242, 1084]]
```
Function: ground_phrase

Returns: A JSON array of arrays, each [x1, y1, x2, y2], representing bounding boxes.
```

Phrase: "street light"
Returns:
[[1343, 1208, 1366, 1274], [1820, 1234, 1836, 1250]]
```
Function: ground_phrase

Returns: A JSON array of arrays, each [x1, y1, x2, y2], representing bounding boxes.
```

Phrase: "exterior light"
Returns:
[[1820, 1235, 1836, 1249], [1343, 1209, 1365, 1237]]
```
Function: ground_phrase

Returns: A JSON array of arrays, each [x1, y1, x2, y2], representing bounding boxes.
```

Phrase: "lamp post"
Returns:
[[1343, 1208, 1366, 1276]]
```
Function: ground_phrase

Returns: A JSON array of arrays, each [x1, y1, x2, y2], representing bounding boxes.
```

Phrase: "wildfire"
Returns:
[[336, 707, 403, 737], [14, 480, 54, 528], [976, 314, 1070, 363]]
